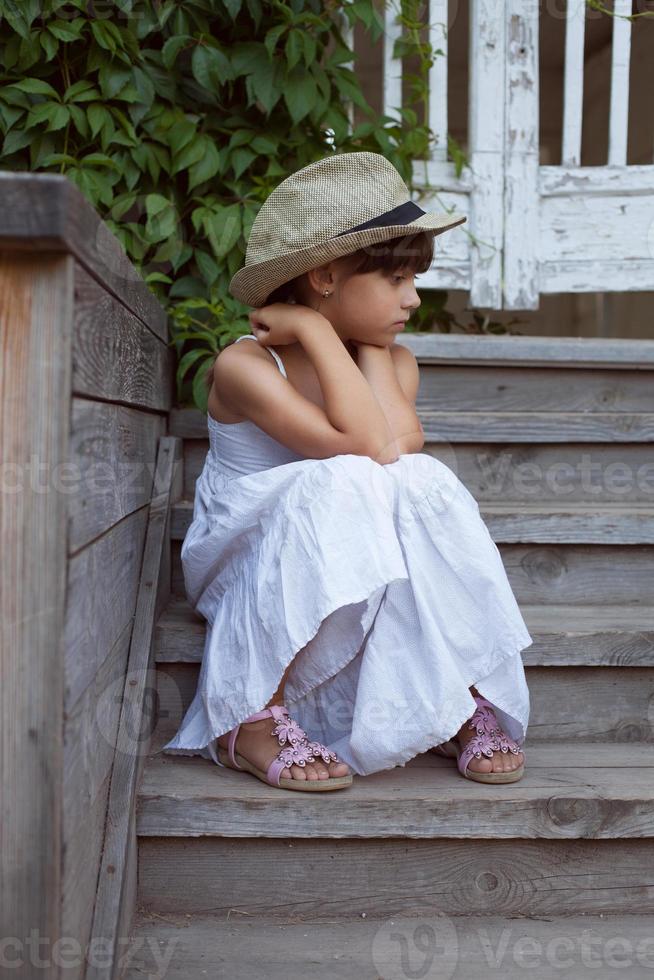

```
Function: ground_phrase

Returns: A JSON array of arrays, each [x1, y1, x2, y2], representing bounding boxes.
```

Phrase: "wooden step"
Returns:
[[123, 909, 654, 979], [398, 333, 654, 369], [135, 739, 654, 919], [170, 539, 654, 607], [415, 364, 654, 413], [183, 440, 654, 503], [139, 739, 654, 841], [154, 598, 654, 668], [171, 406, 654, 443], [154, 660, 654, 744], [170, 497, 654, 544]]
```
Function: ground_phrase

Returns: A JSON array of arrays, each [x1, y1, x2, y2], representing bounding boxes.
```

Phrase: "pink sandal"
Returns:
[[431, 694, 525, 784], [215, 704, 353, 792]]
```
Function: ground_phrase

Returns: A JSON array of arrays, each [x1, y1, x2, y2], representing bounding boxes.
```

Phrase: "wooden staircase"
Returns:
[[123, 336, 654, 979]]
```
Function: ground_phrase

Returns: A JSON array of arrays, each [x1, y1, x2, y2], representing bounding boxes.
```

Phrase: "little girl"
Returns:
[[162, 151, 533, 792]]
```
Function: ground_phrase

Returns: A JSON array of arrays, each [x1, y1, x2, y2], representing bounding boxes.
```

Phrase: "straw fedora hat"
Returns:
[[228, 151, 466, 308]]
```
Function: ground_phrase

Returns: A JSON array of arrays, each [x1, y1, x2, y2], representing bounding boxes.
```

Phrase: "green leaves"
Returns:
[[191, 43, 232, 90], [12, 77, 59, 98]]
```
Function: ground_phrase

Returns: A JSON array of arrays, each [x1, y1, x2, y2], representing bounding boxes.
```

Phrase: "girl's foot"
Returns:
[[216, 711, 351, 782], [453, 714, 524, 775]]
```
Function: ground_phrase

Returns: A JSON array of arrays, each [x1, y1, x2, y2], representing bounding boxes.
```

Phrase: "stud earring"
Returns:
[[323, 289, 330, 297]]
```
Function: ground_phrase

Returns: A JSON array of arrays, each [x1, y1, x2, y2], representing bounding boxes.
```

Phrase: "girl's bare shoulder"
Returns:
[[209, 340, 273, 423]]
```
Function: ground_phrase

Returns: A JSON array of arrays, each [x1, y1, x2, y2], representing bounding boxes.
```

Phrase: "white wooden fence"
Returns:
[[378, 0, 654, 310]]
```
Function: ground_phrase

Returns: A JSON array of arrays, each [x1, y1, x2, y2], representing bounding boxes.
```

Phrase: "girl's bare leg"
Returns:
[[216, 650, 351, 782]]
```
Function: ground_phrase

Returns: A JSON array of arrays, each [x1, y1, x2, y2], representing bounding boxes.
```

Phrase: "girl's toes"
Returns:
[[303, 763, 320, 780], [329, 761, 350, 778], [289, 764, 307, 780], [468, 756, 492, 773]]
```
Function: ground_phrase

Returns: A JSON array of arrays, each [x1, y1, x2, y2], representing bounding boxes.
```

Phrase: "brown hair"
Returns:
[[204, 230, 435, 392], [266, 229, 435, 304]]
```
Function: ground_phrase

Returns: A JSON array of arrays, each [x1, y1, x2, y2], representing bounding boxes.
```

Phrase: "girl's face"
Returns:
[[300, 257, 422, 348]]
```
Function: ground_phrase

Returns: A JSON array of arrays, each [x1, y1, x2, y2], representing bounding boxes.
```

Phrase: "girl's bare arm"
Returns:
[[215, 309, 399, 462], [354, 343, 425, 457], [296, 318, 401, 463]]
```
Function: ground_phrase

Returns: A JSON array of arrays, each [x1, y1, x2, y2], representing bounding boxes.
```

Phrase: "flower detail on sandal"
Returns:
[[276, 741, 319, 769], [271, 709, 308, 748], [269, 708, 341, 768], [464, 728, 521, 762], [491, 728, 522, 755], [467, 700, 500, 738], [305, 739, 340, 765]]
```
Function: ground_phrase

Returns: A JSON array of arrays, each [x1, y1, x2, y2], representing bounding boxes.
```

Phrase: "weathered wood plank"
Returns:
[[87, 436, 179, 980], [137, 740, 654, 840], [501, 542, 654, 605], [153, 598, 654, 668], [64, 619, 132, 849], [382, 0, 402, 120], [431, 443, 654, 504], [540, 163, 654, 197], [416, 365, 654, 414], [60, 768, 113, 980], [68, 399, 164, 553], [61, 623, 137, 970], [0, 250, 73, 978], [503, 1, 539, 309], [0, 172, 166, 339], [428, 0, 449, 163], [608, 0, 633, 167], [73, 263, 171, 411], [468, 0, 505, 307], [480, 502, 654, 544], [404, 333, 654, 367], [561, 0, 586, 166], [540, 258, 654, 295], [421, 412, 654, 442], [540, 194, 654, 293], [64, 507, 148, 713], [155, 435, 184, 623], [525, 665, 654, 742], [123, 911, 654, 979]]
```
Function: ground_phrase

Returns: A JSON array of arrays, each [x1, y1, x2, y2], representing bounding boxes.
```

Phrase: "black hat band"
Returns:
[[334, 200, 426, 237]]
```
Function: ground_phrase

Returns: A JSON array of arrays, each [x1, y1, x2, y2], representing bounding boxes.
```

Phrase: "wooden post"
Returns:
[[468, 0, 506, 308], [0, 250, 73, 979], [0, 172, 171, 980], [503, 0, 540, 309]]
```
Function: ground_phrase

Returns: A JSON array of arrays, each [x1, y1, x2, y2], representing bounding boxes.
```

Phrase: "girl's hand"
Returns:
[[248, 302, 326, 347]]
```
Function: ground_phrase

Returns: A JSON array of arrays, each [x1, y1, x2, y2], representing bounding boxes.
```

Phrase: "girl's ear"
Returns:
[[305, 263, 333, 295]]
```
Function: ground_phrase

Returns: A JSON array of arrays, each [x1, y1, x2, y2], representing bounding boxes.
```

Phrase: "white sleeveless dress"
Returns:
[[162, 335, 533, 775]]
